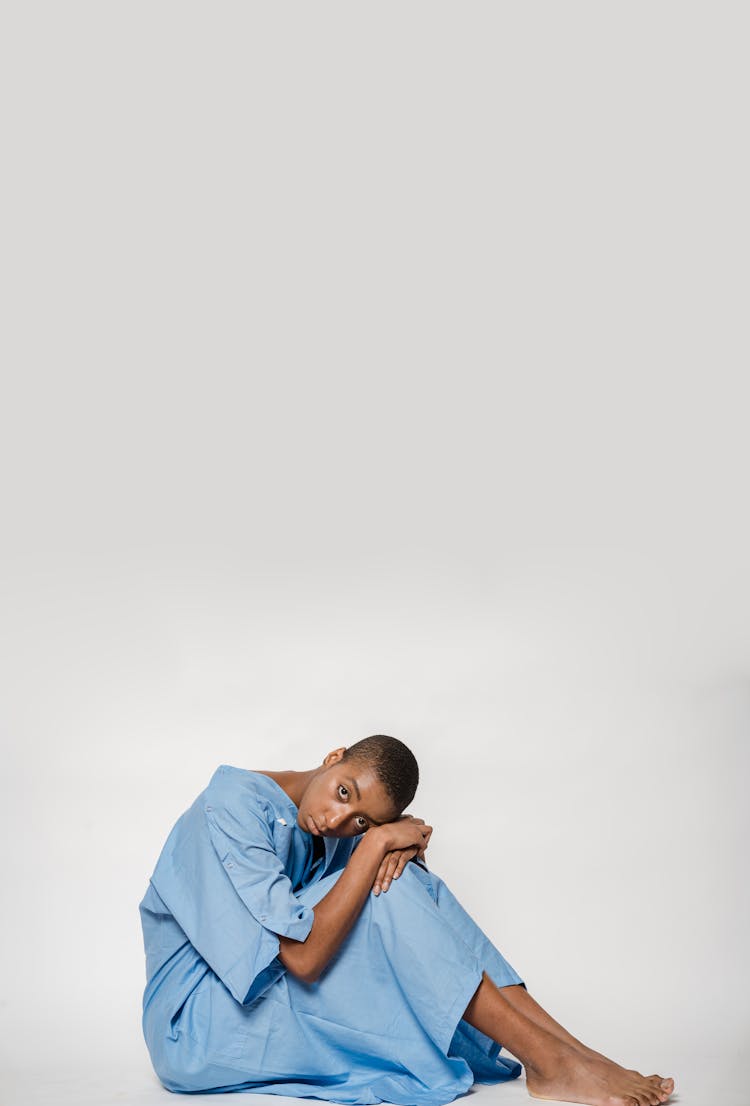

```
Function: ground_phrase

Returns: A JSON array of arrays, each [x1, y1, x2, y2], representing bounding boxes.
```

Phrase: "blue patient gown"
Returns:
[[139, 766, 525, 1105]]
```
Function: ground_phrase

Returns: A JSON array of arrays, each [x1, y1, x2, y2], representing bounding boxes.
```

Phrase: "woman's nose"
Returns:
[[327, 809, 345, 829]]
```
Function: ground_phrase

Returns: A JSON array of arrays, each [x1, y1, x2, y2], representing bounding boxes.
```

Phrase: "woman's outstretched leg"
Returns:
[[498, 983, 674, 1095], [462, 972, 675, 1106]]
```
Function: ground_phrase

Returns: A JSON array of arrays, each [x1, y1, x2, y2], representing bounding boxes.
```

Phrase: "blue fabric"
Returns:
[[139, 765, 525, 1105]]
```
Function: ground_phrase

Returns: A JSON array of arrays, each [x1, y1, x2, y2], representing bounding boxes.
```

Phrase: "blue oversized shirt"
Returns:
[[140, 766, 361, 1016], [139, 764, 525, 1104]]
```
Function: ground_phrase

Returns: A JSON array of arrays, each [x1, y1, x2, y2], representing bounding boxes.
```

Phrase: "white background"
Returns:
[[1, 4, 747, 1105]]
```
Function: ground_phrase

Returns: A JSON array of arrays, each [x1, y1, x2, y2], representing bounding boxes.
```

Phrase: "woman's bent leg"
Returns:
[[420, 867, 674, 1104], [240, 861, 526, 1105], [166, 862, 674, 1106], [461, 971, 674, 1106], [497, 983, 674, 1097]]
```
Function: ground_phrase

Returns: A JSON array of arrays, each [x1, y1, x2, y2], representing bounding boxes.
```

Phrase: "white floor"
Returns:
[[4, 1047, 745, 1106]]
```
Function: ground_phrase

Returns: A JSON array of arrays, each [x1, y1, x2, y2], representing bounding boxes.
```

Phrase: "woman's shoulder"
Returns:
[[205, 765, 294, 814]]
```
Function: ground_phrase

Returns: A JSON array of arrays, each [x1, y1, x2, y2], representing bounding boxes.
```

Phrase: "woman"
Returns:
[[139, 735, 675, 1106]]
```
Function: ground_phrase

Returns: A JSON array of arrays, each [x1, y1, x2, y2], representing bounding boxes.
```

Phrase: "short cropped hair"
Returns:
[[340, 734, 419, 813]]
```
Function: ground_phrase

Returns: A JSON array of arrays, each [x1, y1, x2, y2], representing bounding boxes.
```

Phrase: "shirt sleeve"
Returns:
[[204, 791, 315, 942], [148, 768, 314, 1007]]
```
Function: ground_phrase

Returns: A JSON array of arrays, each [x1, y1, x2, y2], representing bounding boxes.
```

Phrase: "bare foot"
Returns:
[[495, 983, 673, 1101], [570, 1043, 675, 1100], [526, 1043, 675, 1106]]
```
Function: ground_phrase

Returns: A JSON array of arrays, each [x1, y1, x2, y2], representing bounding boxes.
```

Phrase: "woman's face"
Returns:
[[297, 756, 399, 838]]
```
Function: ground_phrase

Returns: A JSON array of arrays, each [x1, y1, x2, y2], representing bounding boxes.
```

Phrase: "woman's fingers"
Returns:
[[372, 846, 421, 894], [372, 855, 391, 895], [371, 819, 434, 895], [381, 851, 401, 890], [381, 852, 403, 891], [373, 852, 399, 895], [381, 847, 419, 891], [392, 847, 419, 881]]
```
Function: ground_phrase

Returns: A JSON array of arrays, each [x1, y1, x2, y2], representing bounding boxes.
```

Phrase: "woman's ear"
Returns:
[[323, 746, 347, 767]]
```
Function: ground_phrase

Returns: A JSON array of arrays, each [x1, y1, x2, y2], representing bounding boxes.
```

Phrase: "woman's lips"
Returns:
[[307, 815, 321, 836]]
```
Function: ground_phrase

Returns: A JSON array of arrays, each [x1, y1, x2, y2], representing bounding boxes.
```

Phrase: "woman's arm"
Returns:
[[278, 817, 430, 984]]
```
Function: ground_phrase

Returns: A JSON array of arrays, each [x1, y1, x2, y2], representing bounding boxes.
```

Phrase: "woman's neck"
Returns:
[[256, 768, 319, 809]]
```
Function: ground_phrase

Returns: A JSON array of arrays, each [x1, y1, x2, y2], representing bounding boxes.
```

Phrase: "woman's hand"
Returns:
[[379, 814, 433, 854], [372, 846, 418, 895], [371, 817, 433, 895]]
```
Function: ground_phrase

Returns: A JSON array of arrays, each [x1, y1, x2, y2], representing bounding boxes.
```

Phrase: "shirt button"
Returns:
[[226, 861, 234, 869], [205, 805, 213, 812]]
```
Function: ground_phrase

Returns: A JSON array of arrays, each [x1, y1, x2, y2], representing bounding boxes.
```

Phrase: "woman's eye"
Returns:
[[356, 817, 368, 829], [338, 785, 349, 800]]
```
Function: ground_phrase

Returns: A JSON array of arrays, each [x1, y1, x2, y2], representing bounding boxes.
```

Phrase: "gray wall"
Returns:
[[1, 3, 747, 1102]]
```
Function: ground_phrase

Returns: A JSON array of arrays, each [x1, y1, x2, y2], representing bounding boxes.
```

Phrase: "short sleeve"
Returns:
[[148, 768, 313, 1007], [204, 790, 315, 942]]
